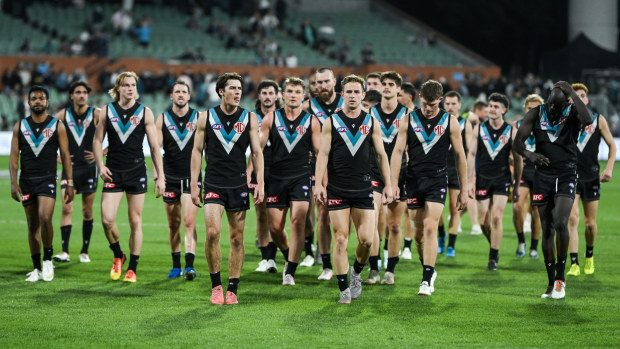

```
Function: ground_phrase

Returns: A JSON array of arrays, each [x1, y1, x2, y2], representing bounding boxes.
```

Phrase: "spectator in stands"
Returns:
[[19, 39, 30, 53], [41, 39, 56, 55], [58, 37, 72, 56], [299, 18, 316, 48], [70, 39, 83, 56], [187, 11, 201, 31], [90, 5, 105, 31], [134, 15, 153, 47], [261, 10, 279, 37], [336, 37, 350, 64], [285, 52, 298, 68], [360, 43, 376, 65], [317, 17, 335, 47], [195, 47, 206, 61], [177, 47, 196, 61], [111, 9, 132, 36], [275, 0, 287, 24]]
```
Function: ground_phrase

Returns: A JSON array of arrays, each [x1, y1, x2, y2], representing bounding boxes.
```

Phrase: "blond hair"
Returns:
[[571, 82, 588, 94], [109, 71, 140, 101], [523, 94, 544, 108], [341, 74, 365, 90], [283, 77, 306, 90]]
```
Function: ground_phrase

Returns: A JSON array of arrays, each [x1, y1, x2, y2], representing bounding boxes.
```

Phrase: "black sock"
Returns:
[[448, 234, 457, 248], [185, 252, 195, 268], [128, 254, 139, 272], [32, 253, 41, 270], [570, 252, 579, 265], [555, 257, 567, 282], [404, 238, 412, 249], [61, 225, 71, 252], [585, 245, 594, 258], [530, 238, 539, 251], [267, 241, 277, 261], [383, 238, 389, 251], [109, 242, 123, 259], [171, 251, 181, 268], [544, 259, 555, 287], [281, 248, 289, 261], [353, 259, 365, 274], [43, 247, 53, 261], [304, 233, 314, 256], [336, 274, 348, 291], [81, 220, 93, 254], [259, 245, 270, 260], [210, 272, 222, 288], [286, 261, 298, 277], [386, 256, 399, 273], [438, 224, 446, 238], [422, 265, 435, 283], [321, 253, 332, 270], [517, 232, 525, 244], [227, 278, 240, 295], [489, 248, 499, 262], [368, 255, 379, 271]]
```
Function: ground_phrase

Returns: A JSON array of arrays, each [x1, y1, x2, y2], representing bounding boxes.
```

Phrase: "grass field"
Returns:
[[1, 158, 619, 348]]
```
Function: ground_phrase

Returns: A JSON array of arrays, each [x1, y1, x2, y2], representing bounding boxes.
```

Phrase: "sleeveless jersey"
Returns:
[[162, 108, 198, 179], [204, 106, 251, 187], [477, 120, 513, 177], [64, 107, 96, 168], [517, 119, 536, 171], [19, 115, 59, 177], [308, 95, 343, 125], [370, 103, 408, 163], [105, 101, 146, 171], [532, 104, 582, 175], [406, 108, 452, 177], [327, 110, 374, 191], [576, 113, 601, 180], [253, 109, 271, 172], [269, 109, 312, 179], [447, 116, 467, 169]]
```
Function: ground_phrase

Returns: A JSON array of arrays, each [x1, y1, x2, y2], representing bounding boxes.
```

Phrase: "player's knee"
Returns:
[[552, 218, 568, 233], [82, 206, 93, 220], [182, 219, 195, 233], [584, 221, 597, 234], [206, 227, 220, 243], [62, 204, 73, 217], [229, 234, 243, 249], [128, 216, 142, 230], [334, 233, 348, 247], [168, 215, 181, 232]]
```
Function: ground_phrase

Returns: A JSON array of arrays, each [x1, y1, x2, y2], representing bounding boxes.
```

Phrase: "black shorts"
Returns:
[[576, 177, 600, 201], [447, 166, 460, 189], [372, 168, 406, 200], [19, 175, 57, 206], [475, 173, 511, 200], [519, 168, 535, 189], [266, 174, 311, 208], [326, 185, 374, 211], [249, 170, 269, 193], [61, 166, 98, 194], [163, 176, 202, 203], [371, 174, 384, 194], [532, 171, 577, 206], [203, 183, 250, 211], [406, 174, 448, 209], [102, 164, 148, 194]]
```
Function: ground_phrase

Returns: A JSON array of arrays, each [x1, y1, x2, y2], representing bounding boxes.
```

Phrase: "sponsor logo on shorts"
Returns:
[[204, 192, 220, 199], [248, 183, 257, 189], [167, 125, 176, 130], [337, 127, 348, 133], [233, 122, 246, 133], [520, 179, 525, 184], [434, 125, 445, 136], [267, 196, 278, 203], [240, 192, 248, 197], [61, 179, 67, 185], [88, 179, 94, 183], [212, 123, 223, 130], [104, 182, 116, 188], [21, 194, 30, 201], [163, 191, 175, 198], [440, 188, 446, 193], [130, 116, 141, 126], [533, 194, 544, 201], [359, 125, 370, 135], [369, 193, 374, 198], [139, 177, 146, 183], [414, 126, 423, 133], [277, 126, 286, 132], [371, 180, 379, 187], [302, 185, 309, 190], [407, 198, 418, 205], [328, 199, 342, 206], [48, 184, 55, 188], [476, 190, 487, 196]]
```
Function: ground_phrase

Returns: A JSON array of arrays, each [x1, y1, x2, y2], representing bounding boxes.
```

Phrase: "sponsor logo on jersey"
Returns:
[[104, 183, 116, 188], [186, 122, 196, 132], [434, 125, 445, 136], [67, 121, 76, 127], [167, 125, 176, 130], [163, 191, 176, 198], [233, 122, 246, 133], [212, 123, 223, 130], [414, 126, 423, 133], [204, 192, 220, 199], [267, 196, 279, 203], [328, 199, 342, 206], [296, 125, 307, 135], [359, 124, 370, 135], [481, 135, 490, 141], [110, 117, 120, 122], [533, 194, 543, 201], [22, 194, 30, 201], [476, 190, 487, 196], [337, 127, 348, 133], [240, 192, 248, 197], [47, 184, 55, 188], [130, 115, 141, 126], [23, 130, 32, 136], [277, 126, 287, 132], [407, 198, 418, 204], [42, 128, 54, 138], [369, 193, 374, 198]]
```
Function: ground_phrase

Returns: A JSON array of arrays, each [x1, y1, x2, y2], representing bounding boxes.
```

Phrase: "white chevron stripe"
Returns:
[[21, 118, 58, 157], [65, 108, 93, 147]]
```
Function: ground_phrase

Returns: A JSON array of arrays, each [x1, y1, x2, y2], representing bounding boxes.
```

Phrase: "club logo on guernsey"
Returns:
[[20, 118, 58, 157], [480, 122, 512, 160], [208, 108, 249, 154], [371, 106, 406, 143], [107, 103, 145, 144], [274, 110, 311, 153], [310, 97, 343, 124], [163, 110, 198, 151], [331, 113, 372, 156], [410, 111, 450, 154], [65, 108, 94, 147], [539, 104, 572, 143], [577, 114, 599, 152]]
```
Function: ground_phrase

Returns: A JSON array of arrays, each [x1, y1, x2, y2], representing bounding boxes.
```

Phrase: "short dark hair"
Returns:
[[363, 90, 382, 105], [255, 79, 281, 110], [400, 82, 415, 97], [366, 72, 381, 81], [488, 92, 510, 109], [380, 71, 403, 86], [69, 81, 92, 95], [216, 72, 243, 99], [171, 80, 191, 94], [473, 100, 488, 111], [420, 80, 443, 101], [29, 85, 49, 100], [444, 90, 462, 101], [316, 67, 334, 76]]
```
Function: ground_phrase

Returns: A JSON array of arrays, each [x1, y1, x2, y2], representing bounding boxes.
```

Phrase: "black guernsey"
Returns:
[[517, 119, 536, 171], [19, 115, 59, 177], [406, 108, 451, 178], [327, 110, 374, 191], [268, 109, 312, 179], [370, 103, 408, 164], [204, 106, 251, 188], [64, 107, 96, 168], [532, 104, 583, 175], [308, 95, 343, 125], [447, 116, 468, 169], [162, 108, 198, 179], [576, 113, 602, 181], [477, 120, 513, 177], [105, 101, 146, 171]]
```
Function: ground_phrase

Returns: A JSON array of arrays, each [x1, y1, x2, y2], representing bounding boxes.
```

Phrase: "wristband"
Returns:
[[67, 179, 74, 187]]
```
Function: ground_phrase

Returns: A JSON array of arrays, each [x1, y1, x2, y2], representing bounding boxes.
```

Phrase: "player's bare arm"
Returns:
[[190, 111, 207, 207], [249, 111, 265, 204], [314, 118, 332, 206]]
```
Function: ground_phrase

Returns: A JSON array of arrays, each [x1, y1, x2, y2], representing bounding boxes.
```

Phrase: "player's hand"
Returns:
[[600, 168, 612, 182], [64, 186, 75, 204], [99, 165, 113, 182], [10, 182, 21, 202], [468, 181, 475, 199], [512, 183, 520, 203], [253, 183, 264, 205], [382, 186, 394, 205], [526, 152, 550, 167], [191, 183, 202, 208], [83, 150, 95, 164], [553, 81, 572, 95], [457, 190, 468, 210], [392, 183, 400, 201], [314, 185, 326, 206], [154, 175, 165, 198]]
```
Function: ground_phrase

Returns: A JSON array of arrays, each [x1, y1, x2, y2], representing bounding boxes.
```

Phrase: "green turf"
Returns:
[[1, 158, 619, 347]]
